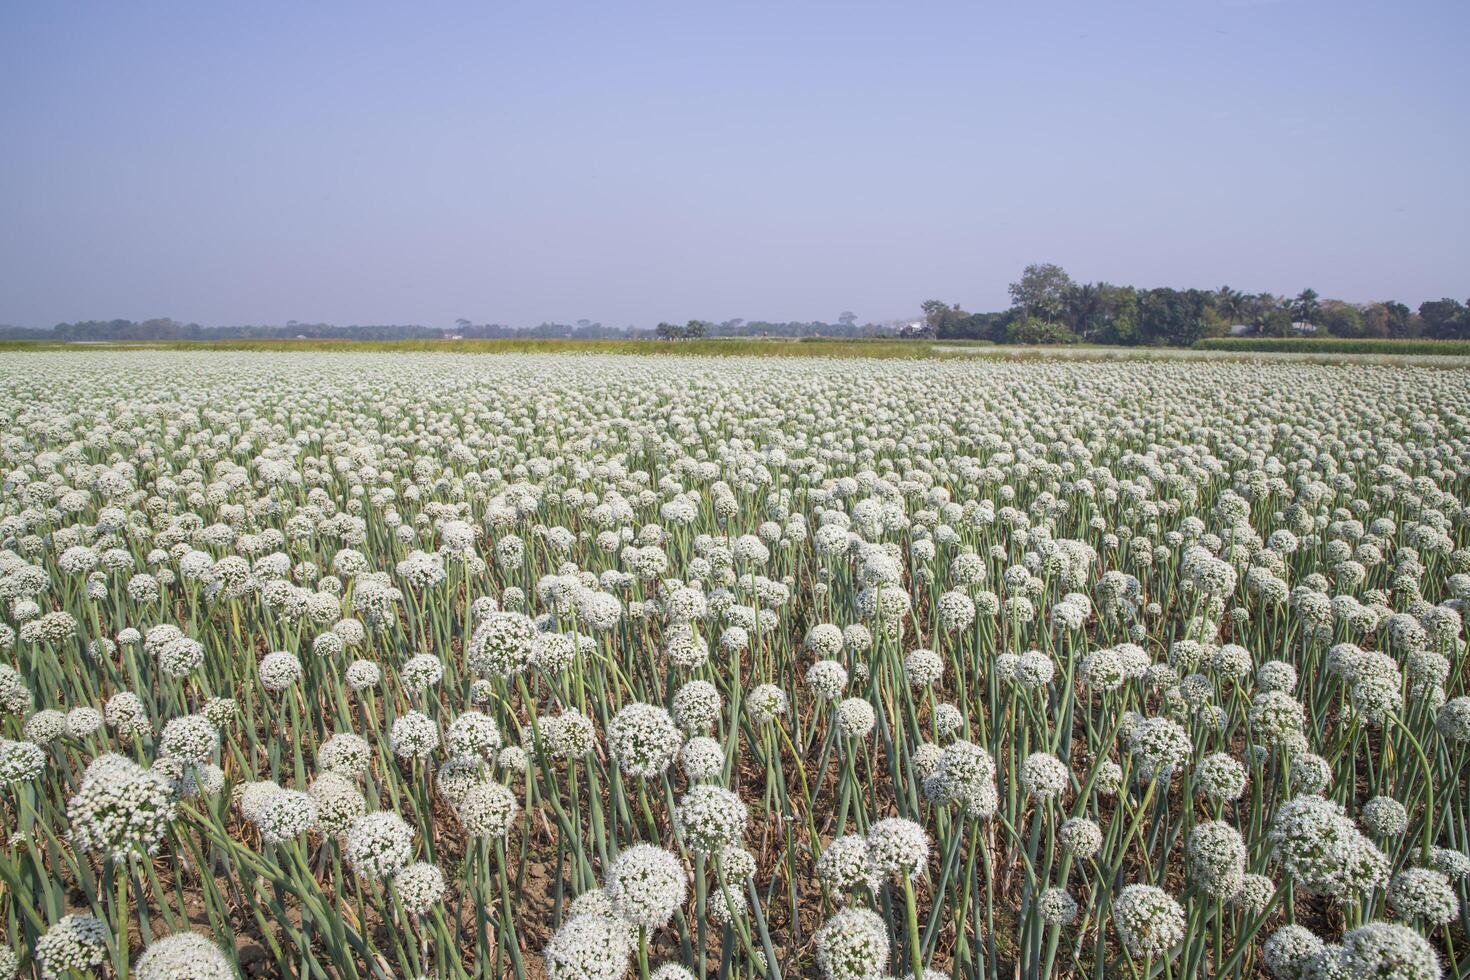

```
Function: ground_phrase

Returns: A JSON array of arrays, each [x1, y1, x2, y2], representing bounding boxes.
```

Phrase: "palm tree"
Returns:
[[1291, 289, 1321, 326], [1063, 283, 1103, 340], [1215, 286, 1249, 325]]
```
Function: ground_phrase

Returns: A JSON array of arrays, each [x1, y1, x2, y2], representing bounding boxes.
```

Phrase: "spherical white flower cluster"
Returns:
[[67, 753, 177, 862], [135, 932, 235, 980], [1112, 884, 1184, 960], [36, 914, 109, 977], [607, 703, 682, 778], [814, 907, 889, 980], [345, 811, 415, 880], [605, 843, 686, 929], [676, 784, 748, 855], [1268, 794, 1388, 903], [865, 817, 929, 881]]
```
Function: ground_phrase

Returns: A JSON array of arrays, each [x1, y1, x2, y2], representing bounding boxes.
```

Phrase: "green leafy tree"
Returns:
[[1362, 301, 1413, 338], [1004, 316, 1075, 344], [1418, 298, 1469, 339], [1319, 300, 1364, 338], [946, 311, 1010, 341], [1090, 284, 1139, 344], [1137, 288, 1212, 346], [1008, 263, 1073, 322], [920, 300, 969, 337], [1256, 310, 1293, 337]]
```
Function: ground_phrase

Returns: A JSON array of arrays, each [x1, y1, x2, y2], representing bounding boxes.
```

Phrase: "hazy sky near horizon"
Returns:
[[1, 1, 1466, 329]]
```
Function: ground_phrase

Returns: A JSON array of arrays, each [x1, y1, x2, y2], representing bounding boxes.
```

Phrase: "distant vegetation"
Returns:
[[0, 316, 895, 344], [3, 263, 1465, 348], [0, 337, 961, 360], [915, 264, 1470, 346], [1192, 337, 1470, 355]]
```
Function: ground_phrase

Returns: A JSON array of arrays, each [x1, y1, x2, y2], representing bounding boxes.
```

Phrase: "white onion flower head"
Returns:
[[903, 649, 943, 687], [345, 811, 415, 880], [842, 624, 872, 654], [65, 706, 103, 739], [159, 714, 217, 766], [544, 913, 634, 980], [36, 914, 109, 978], [1332, 922, 1441, 979], [1186, 820, 1247, 899], [543, 709, 598, 759], [318, 732, 372, 777], [395, 861, 447, 916], [817, 834, 880, 898], [1431, 847, 1470, 881], [1037, 887, 1079, 926], [1288, 753, 1333, 794], [676, 784, 748, 855], [309, 772, 367, 834], [498, 745, 529, 774], [1113, 884, 1185, 961], [0, 739, 45, 783], [106, 691, 151, 737], [746, 684, 788, 725], [390, 711, 439, 759], [607, 703, 682, 778], [715, 845, 756, 884], [67, 753, 176, 863], [1015, 649, 1054, 688], [672, 680, 721, 734], [345, 659, 381, 691], [1020, 752, 1069, 801], [467, 612, 538, 678], [1387, 866, 1459, 926], [400, 653, 444, 693], [805, 623, 844, 657], [1127, 716, 1192, 783], [933, 740, 999, 819], [1435, 696, 1470, 742], [258, 651, 303, 693], [1360, 796, 1408, 837], [0, 665, 32, 715], [865, 817, 929, 881], [135, 932, 235, 980], [680, 736, 724, 782], [1262, 925, 1324, 980], [1194, 753, 1247, 803], [1230, 873, 1276, 916], [1058, 817, 1103, 860], [835, 698, 876, 739], [1268, 794, 1389, 902], [814, 907, 889, 980], [1257, 660, 1298, 693], [236, 780, 284, 823], [457, 780, 520, 839], [253, 789, 317, 845], [805, 660, 849, 700], [445, 710, 503, 759], [605, 844, 686, 930]]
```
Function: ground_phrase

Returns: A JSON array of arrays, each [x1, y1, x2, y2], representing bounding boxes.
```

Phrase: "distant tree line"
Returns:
[[917, 264, 1470, 345], [3, 269, 1464, 346], [0, 315, 893, 343], [0, 318, 474, 342]]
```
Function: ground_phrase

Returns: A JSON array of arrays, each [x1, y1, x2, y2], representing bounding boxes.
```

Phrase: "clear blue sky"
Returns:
[[1, 1, 1465, 329]]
